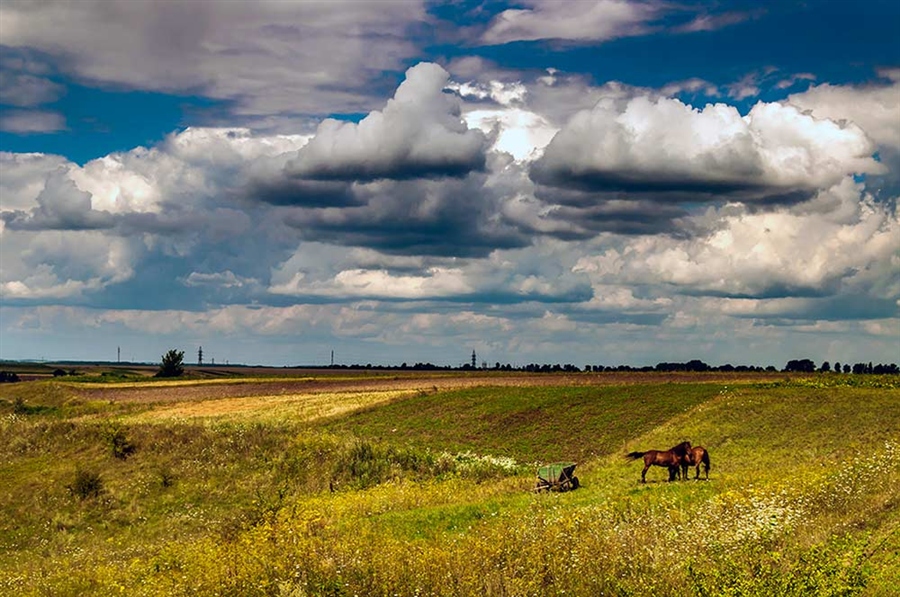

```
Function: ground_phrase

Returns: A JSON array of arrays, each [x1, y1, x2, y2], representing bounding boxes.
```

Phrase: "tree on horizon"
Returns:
[[157, 349, 185, 378]]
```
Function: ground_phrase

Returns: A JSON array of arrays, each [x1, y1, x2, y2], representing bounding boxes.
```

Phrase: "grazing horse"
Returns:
[[626, 441, 692, 483], [681, 446, 711, 480]]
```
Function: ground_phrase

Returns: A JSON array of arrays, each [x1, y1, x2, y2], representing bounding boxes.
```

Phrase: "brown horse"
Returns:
[[626, 441, 692, 483], [680, 446, 711, 480]]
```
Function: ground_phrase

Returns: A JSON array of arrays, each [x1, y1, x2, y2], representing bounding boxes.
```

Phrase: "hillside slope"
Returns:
[[1, 375, 897, 596]]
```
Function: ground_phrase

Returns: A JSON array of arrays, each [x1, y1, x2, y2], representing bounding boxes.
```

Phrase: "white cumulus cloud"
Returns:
[[573, 179, 899, 299], [532, 96, 883, 202], [285, 63, 487, 181], [788, 71, 900, 151]]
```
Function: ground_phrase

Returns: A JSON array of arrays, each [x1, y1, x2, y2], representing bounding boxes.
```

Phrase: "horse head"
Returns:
[[671, 441, 692, 458]]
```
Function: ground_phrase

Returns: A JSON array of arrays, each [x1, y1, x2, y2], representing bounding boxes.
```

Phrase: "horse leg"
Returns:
[[641, 463, 649, 483]]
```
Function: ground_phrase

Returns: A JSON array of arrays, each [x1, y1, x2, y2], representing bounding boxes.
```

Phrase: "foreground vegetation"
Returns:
[[1, 372, 898, 596]]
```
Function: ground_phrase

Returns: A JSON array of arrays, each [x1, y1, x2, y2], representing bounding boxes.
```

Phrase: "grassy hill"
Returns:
[[322, 383, 719, 462], [1, 374, 898, 596]]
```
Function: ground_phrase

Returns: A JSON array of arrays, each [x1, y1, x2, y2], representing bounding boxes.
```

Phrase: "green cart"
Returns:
[[534, 462, 579, 492]]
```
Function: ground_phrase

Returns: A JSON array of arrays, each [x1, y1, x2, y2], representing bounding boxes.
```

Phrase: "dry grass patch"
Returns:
[[66, 376, 317, 390], [127, 389, 416, 423]]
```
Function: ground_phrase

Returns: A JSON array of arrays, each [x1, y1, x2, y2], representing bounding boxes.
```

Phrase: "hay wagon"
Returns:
[[534, 462, 579, 492]]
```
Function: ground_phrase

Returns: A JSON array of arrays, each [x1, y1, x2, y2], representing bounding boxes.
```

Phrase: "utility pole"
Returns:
[[331, 350, 334, 367], [117, 346, 120, 363]]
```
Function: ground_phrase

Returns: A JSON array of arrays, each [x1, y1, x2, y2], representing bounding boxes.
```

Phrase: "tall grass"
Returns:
[[1, 376, 898, 596]]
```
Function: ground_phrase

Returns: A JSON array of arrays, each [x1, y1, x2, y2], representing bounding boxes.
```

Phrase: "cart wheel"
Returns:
[[571, 476, 580, 490]]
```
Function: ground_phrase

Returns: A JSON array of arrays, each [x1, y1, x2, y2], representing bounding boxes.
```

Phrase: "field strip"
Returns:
[[125, 389, 417, 423], [66, 377, 321, 390]]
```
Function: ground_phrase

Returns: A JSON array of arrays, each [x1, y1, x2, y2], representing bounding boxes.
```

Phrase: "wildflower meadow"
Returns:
[[1, 371, 898, 596]]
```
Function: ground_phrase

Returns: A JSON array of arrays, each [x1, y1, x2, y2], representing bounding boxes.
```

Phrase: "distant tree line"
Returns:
[[0, 371, 21, 383], [2, 352, 897, 381], [318, 358, 899, 374]]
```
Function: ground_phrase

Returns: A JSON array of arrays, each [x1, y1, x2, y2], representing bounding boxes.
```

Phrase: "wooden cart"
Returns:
[[534, 462, 579, 492]]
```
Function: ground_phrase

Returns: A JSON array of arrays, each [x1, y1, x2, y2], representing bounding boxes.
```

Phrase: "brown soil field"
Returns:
[[67, 370, 788, 405]]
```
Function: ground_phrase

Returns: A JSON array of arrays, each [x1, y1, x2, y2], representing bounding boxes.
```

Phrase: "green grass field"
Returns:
[[1, 373, 898, 596]]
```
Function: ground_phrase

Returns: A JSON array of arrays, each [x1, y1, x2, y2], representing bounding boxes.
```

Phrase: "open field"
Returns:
[[1, 371, 898, 596]]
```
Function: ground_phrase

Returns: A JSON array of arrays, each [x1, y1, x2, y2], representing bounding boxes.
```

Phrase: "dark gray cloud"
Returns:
[[283, 174, 528, 258], [545, 201, 689, 237], [728, 294, 899, 323], [249, 179, 359, 208]]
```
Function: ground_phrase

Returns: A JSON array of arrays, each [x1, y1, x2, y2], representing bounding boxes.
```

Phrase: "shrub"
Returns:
[[330, 439, 521, 490], [68, 468, 103, 500], [10, 396, 51, 415], [155, 464, 176, 488], [334, 440, 391, 489], [103, 425, 136, 460], [0, 371, 21, 383]]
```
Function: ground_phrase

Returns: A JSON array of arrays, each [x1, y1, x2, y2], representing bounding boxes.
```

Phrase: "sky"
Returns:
[[0, 0, 898, 368]]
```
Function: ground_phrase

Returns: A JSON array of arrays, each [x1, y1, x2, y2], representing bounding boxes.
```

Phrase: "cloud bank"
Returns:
[[1, 0, 897, 371], [0, 0, 427, 125]]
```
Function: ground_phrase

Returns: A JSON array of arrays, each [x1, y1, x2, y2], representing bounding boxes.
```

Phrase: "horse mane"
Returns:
[[670, 441, 692, 457]]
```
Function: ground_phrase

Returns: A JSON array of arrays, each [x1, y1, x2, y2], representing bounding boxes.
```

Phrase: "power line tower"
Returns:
[[198, 346, 203, 366], [471, 350, 476, 369]]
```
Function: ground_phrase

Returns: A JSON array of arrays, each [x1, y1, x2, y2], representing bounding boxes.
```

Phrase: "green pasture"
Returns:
[[1, 374, 898, 596], [323, 383, 716, 462]]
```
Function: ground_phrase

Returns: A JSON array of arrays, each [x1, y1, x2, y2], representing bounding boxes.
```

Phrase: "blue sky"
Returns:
[[1, 0, 898, 368]]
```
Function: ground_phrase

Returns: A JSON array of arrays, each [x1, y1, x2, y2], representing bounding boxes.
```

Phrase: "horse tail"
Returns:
[[625, 451, 646, 460], [702, 450, 711, 467]]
